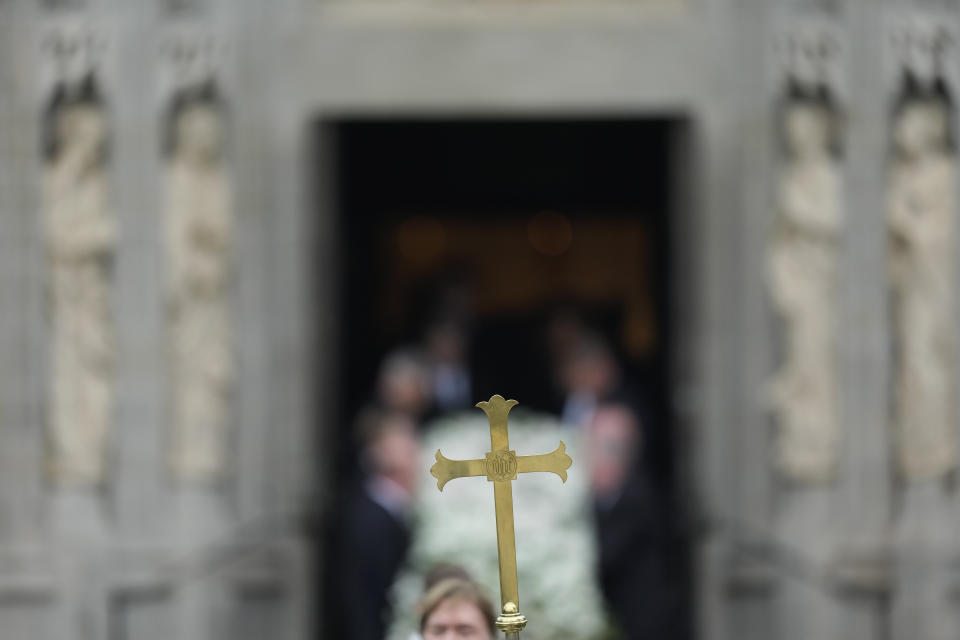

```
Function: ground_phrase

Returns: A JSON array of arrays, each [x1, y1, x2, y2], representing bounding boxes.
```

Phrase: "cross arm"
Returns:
[[430, 450, 487, 491], [516, 441, 573, 482]]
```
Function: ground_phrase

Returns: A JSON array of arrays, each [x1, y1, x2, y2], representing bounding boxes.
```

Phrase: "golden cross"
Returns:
[[430, 394, 573, 638]]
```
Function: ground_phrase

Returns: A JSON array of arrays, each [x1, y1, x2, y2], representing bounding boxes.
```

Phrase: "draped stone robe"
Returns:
[[166, 103, 233, 482], [45, 103, 116, 485]]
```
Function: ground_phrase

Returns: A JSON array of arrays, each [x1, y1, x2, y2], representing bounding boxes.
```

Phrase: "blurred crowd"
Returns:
[[325, 303, 682, 640]]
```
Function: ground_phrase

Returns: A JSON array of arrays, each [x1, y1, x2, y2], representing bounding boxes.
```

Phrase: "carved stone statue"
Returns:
[[45, 98, 116, 485], [768, 101, 842, 483], [166, 97, 233, 482], [888, 97, 957, 480]]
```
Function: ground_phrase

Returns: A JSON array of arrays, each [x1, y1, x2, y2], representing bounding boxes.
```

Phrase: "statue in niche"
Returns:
[[888, 93, 957, 480], [43, 78, 115, 485], [768, 98, 842, 483], [165, 84, 233, 482]]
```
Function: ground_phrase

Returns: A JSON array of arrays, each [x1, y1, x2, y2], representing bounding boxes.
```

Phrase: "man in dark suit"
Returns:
[[328, 409, 421, 640], [587, 403, 672, 639]]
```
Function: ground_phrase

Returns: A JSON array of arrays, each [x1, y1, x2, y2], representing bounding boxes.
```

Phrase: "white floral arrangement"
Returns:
[[386, 408, 615, 640]]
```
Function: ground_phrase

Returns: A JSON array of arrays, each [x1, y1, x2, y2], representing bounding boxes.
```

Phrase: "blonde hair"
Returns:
[[419, 578, 496, 635]]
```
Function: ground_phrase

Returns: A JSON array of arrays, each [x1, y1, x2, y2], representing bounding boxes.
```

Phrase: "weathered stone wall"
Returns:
[[1, 0, 959, 639]]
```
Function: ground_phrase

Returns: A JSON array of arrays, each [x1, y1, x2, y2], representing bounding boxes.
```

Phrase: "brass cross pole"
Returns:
[[430, 394, 573, 638]]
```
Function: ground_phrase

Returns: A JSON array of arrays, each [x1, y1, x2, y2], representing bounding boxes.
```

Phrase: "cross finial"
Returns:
[[429, 395, 573, 638]]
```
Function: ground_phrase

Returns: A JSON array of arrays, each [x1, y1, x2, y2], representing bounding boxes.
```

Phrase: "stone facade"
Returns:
[[1, 1, 959, 639]]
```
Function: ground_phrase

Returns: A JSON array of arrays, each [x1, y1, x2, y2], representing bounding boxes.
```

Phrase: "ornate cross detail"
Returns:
[[430, 395, 573, 637]]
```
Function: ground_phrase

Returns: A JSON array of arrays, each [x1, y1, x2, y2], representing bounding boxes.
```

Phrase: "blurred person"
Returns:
[[423, 563, 473, 591], [329, 409, 422, 640], [558, 334, 622, 428], [586, 403, 670, 639], [542, 306, 587, 407], [407, 564, 477, 640], [545, 306, 587, 373], [558, 332, 667, 485], [424, 319, 473, 413], [419, 578, 497, 640], [377, 347, 434, 420]]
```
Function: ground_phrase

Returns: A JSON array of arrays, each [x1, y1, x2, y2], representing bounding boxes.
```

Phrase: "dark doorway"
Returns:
[[331, 117, 673, 458], [319, 115, 688, 638]]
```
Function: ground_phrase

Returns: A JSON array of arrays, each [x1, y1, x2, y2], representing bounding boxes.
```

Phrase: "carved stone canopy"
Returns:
[[42, 26, 106, 90], [891, 18, 954, 94], [777, 22, 843, 102], [159, 30, 226, 97]]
